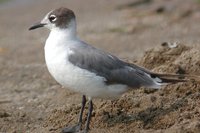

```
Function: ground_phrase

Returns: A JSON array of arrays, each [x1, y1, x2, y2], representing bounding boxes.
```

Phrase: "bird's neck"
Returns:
[[49, 19, 77, 41]]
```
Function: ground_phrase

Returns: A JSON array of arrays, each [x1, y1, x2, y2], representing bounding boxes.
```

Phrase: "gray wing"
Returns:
[[68, 43, 158, 88]]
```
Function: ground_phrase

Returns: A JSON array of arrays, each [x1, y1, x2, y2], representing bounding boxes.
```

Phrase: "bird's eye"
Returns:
[[49, 15, 57, 22]]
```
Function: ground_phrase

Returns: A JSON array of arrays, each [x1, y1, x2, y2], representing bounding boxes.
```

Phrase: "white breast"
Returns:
[[44, 29, 128, 99]]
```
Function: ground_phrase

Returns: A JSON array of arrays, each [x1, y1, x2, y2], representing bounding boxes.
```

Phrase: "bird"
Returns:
[[29, 7, 196, 133]]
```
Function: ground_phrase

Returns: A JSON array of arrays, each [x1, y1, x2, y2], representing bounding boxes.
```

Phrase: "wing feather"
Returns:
[[68, 43, 158, 88]]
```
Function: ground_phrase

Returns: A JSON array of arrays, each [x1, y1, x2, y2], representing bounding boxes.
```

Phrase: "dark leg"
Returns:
[[84, 99, 93, 133], [62, 95, 86, 133], [78, 95, 86, 124]]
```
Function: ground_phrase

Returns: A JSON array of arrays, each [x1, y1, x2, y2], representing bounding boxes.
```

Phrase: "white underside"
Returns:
[[44, 28, 128, 99]]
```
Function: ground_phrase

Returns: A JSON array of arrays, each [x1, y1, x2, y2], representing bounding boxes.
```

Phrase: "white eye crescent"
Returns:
[[49, 15, 57, 22]]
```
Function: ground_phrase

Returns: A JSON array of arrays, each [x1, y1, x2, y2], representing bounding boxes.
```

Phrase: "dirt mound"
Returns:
[[44, 43, 200, 133], [139, 43, 200, 75]]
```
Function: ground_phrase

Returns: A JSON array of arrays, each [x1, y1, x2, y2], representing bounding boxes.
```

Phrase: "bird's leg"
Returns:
[[62, 95, 86, 133], [83, 99, 93, 133], [78, 95, 87, 126]]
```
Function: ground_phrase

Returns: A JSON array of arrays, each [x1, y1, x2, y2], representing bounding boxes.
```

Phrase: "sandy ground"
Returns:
[[1, 0, 200, 132]]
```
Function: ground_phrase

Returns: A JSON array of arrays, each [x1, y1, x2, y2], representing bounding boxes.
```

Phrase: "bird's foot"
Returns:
[[62, 124, 81, 133]]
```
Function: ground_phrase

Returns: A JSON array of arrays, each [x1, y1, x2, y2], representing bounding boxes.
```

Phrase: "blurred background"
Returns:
[[1, 0, 200, 132]]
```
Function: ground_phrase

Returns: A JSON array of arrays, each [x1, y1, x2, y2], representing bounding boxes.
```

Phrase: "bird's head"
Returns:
[[29, 7, 76, 31]]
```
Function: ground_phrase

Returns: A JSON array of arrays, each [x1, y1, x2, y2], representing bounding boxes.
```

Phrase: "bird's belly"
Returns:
[[45, 57, 127, 99], [44, 42, 128, 99]]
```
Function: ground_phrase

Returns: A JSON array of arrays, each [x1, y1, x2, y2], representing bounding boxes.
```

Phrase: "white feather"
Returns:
[[44, 21, 127, 99]]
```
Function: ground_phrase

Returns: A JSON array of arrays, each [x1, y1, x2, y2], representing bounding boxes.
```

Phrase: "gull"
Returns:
[[29, 7, 191, 133]]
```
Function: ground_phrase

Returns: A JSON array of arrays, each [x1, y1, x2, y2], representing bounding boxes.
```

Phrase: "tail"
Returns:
[[127, 63, 200, 89], [150, 72, 200, 87]]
